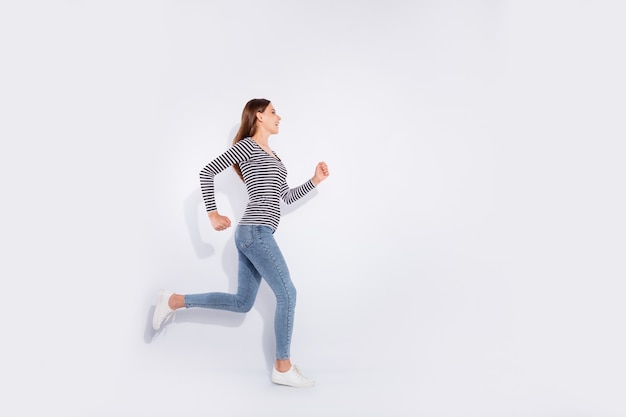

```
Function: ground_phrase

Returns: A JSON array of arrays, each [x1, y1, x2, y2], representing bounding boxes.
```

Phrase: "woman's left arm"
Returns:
[[281, 161, 330, 204], [311, 161, 329, 186]]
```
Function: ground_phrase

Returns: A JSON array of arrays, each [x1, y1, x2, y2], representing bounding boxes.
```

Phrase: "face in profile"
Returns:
[[257, 103, 281, 135]]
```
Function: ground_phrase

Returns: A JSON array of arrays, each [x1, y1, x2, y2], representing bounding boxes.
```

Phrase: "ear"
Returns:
[[255, 111, 263, 123]]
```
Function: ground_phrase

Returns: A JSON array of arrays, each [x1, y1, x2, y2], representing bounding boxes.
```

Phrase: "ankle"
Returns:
[[168, 294, 184, 310], [275, 359, 292, 372]]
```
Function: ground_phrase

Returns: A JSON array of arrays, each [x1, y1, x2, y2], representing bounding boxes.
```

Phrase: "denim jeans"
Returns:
[[184, 224, 297, 360]]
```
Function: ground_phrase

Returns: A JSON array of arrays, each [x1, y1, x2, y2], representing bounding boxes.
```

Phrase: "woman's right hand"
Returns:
[[208, 211, 231, 231]]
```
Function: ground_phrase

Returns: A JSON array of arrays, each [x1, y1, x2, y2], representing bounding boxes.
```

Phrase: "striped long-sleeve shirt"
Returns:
[[200, 136, 315, 231]]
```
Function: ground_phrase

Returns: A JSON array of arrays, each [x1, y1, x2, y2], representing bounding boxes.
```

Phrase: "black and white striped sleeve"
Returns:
[[280, 179, 316, 205], [199, 140, 254, 212]]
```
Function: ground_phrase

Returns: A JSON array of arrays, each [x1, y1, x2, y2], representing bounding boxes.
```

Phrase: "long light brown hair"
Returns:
[[232, 98, 271, 181]]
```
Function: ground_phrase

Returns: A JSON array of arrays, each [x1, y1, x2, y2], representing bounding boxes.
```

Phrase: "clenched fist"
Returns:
[[312, 161, 330, 186], [208, 211, 231, 231]]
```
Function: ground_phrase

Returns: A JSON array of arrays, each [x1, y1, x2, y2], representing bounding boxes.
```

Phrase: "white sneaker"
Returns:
[[271, 365, 316, 388], [152, 289, 175, 330]]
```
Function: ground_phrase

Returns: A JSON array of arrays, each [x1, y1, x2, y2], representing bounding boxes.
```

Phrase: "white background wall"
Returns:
[[1, 1, 625, 416]]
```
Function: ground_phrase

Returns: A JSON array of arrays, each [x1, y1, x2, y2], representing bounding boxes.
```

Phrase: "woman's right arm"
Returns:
[[208, 210, 231, 231], [199, 139, 253, 230]]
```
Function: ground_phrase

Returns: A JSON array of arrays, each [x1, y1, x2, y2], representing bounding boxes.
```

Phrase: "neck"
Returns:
[[252, 124, 271, 145], [252, 131, 270, 146]]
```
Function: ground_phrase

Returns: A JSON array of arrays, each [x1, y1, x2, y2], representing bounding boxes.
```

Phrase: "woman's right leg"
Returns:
[[152, 226, 262, 330], [183, 247, 262, 312]]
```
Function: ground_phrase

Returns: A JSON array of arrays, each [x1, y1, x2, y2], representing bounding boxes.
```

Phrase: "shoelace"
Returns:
[[291, 366, 308, 380]]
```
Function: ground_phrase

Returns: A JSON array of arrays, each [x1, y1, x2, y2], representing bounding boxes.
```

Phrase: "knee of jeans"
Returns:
[[237, 297, 255, 313], [282, 284, 297, 306], [241, 304, 254, 313]]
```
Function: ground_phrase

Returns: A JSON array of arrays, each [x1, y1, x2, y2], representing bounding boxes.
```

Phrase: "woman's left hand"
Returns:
[[312, 161, 330, 186]]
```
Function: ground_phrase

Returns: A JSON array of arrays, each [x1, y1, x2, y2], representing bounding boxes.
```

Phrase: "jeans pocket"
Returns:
[[235, 225, 255, 251]]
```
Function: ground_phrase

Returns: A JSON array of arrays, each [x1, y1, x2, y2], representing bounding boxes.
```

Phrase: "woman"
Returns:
[[152, 98, 329, 388]]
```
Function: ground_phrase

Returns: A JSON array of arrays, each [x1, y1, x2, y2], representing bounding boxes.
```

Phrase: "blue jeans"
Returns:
[[184, 224, 297, 360]]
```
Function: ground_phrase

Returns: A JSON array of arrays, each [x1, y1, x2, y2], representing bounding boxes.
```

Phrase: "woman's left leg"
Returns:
[[242, 227, 315, 387], [239, 225, 297, 362]]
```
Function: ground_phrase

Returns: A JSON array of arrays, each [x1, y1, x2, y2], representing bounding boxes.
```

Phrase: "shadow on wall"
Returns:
[[146, 125, 319, 370]]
